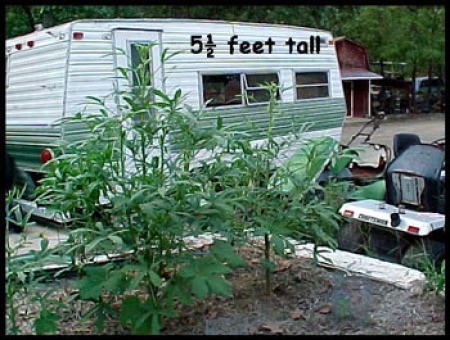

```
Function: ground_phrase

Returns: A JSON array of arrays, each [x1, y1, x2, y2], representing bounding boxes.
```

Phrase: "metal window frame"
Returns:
[[243, 72, 281, 106], [128, 40, 155, 88], [199, 72, 244, 109], [293, 69, 331, 101], [199, 70, 282, 109]]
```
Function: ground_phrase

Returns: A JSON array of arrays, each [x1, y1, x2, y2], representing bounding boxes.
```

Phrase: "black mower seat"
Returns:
[[393, 133, 421, 157]]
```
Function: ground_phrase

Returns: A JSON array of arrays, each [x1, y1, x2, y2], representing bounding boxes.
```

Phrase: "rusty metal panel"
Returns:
[[335, 39, 369, 70]]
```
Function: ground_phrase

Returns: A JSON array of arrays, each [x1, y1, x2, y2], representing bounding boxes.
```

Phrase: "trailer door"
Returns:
[[113, 29, 164, 174]]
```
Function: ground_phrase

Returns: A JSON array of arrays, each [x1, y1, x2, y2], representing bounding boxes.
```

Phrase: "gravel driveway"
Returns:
[[341, 113, 445, 150]]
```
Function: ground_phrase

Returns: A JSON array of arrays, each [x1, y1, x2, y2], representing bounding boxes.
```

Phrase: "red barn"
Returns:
[[335, 37, 383, 117]]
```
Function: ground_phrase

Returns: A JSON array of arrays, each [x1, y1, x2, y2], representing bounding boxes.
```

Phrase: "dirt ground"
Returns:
[[11, 244, 445, 335]]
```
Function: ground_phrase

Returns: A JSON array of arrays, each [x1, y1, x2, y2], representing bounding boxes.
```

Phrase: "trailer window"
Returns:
[[244, 73, 280, 104], [203, 74, 242, 107], [130, 43, 151, 87], [295, 72, 329, 100], [129, 43, 155, 125]]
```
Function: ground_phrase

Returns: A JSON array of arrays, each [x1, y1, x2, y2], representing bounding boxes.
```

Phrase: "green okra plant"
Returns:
[[37, 43, 347, 333], [38, 43, 247, 334], [5, 187, 65, 335]]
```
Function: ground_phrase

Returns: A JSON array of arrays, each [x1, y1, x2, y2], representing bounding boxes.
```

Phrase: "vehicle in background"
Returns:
[[413, 76, 445, 113]]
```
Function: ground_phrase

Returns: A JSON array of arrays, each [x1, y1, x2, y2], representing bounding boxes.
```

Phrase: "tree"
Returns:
[[6, 5, 444, 90]]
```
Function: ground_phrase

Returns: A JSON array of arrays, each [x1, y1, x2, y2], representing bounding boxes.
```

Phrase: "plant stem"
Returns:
[[264, 232, 271, 295]]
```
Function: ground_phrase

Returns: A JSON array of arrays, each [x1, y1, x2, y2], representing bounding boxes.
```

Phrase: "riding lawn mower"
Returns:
[[337, 115, 445, 269]]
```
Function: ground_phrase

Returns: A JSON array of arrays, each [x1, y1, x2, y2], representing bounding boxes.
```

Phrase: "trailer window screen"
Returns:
[[203, 74, 242, 107], [295, 72, 329, 100], [130, 43, 151, 87], [244, 73, 280, 104], [130, 43, 154, 125]]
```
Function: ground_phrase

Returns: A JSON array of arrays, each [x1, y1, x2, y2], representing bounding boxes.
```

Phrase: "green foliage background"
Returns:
[[5, 5, 444, 78]]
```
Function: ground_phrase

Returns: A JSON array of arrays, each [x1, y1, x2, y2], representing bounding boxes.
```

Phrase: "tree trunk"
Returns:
[[427, 64, 433, 101], [380, 59, 385, 93], [41, 7, 55, 28], [411, 59, 417, 114], [380, 59, 385, 77], [21, 5, 35, 33]]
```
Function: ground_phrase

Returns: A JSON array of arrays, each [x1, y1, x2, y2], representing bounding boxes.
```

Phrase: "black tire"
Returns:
[[337, 221, 366, 253], [6, 153, 16, 193], [401, 238, 445, 270], [13, 167, 36, 199]]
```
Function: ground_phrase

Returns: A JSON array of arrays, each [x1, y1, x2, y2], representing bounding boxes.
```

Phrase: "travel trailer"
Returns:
[[6, 19, 346, 201]]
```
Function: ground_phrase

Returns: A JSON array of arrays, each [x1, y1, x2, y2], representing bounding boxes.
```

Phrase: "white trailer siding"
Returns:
[[6, 26, 71, 170], [64, 36, 117, 144]]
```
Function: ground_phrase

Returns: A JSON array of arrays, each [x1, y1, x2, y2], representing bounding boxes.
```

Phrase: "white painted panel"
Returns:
[[279, 69, 295, 101]]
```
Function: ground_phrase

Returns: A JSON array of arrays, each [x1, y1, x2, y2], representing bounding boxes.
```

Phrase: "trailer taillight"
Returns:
[[15, 43, 22, 50], [27, 41, 34, 48], [73, 32, 84, 40], [40, 149, 53, 164], [343, 210, 354, 217], [407, 226, 420, 234]]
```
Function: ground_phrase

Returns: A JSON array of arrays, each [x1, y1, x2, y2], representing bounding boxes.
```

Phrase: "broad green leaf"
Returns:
[[206, 276, 232, 297], [167, 279, 193, 306], [85, 236, 107, 254], [120, 296, 154, 335], [210, 240, 247, 268], [349, 180, 386, 200], [272, 136, 338, 191], [104, 270, 127, 294], [119, 296, 140, 326], [107, 235, 123, 246], [77, 266, 109, 300], [271, 234, 285, 255], [151, 313, 161, 335], [147, 270, 162, 287], [191, 276, 209, 299], [120, 296, 154, 333], [34, 309, 60, 335], [179, 263, 196, 279], [94, 304, 105, 332], [134, 311, 154, 334], [127, 270, 147, 291], [260, 258, 276, 271]]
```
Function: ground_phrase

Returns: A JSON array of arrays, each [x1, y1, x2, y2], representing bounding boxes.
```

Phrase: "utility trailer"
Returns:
[[6, 19, 346, 222]]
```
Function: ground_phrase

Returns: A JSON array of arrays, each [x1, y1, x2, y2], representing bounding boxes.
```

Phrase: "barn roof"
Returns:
[[340, 68, 383, 80]]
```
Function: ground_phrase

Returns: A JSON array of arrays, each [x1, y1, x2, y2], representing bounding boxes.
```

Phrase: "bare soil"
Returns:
[[11, 245, 445, 335]]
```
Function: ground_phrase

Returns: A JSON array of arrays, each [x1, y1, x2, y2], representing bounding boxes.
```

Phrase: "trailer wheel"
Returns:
[[401, 239, 445, 270], [337, 221, 366, 253]]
